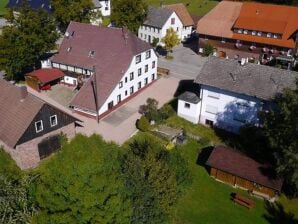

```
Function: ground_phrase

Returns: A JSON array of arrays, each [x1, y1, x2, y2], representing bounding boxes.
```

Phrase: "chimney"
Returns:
[[20, 86, 28, 101]]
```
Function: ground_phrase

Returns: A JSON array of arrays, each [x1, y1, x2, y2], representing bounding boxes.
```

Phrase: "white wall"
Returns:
[[181, 26, 192, 40], [97, 48, 158, 115], [138, 12, 183, 45], [177, 99, 200, 123], [178, 85, 263, 133], [93, 0, 111, 17], [62, 76, 77, 86]]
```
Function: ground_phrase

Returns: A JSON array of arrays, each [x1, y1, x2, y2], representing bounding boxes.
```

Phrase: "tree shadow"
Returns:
[[196, 146, 213, 173], [263, 201, 298, 224], [174, 80, 200, 97], [182, 36, 198, 54]]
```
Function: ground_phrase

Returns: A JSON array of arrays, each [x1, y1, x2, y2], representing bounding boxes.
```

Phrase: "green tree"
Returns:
[[51, 0, 94, 30], [203, 43, 214, 56], [32, 134, 132, 223], [111, 0, 148, 33], [136, 115, 150, 131], [262, 86, 298, 196], [161, 28, 180, 54], [139, 98, 159, 121], [121, 135, 191, 223], [0, 6, 58, 80], [0, 175, 36, 224]]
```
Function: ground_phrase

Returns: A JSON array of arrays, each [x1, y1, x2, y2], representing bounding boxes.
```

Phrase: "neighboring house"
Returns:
[[164, 3, 194, 40], [92, 0, 111, 17], [50, 22, 157, 119], [177, 56, 297, 133], [197, 1, 298, 62], [206, 146, 283, 199], [138, 6, 184, 45], [0, 79, 80, 169], [8, 0, 52, 13]]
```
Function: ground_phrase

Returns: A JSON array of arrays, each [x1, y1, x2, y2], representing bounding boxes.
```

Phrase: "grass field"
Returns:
[[161, 115, 298, 224], [146, 0, 218, 16], [0, 0, 8, 17]]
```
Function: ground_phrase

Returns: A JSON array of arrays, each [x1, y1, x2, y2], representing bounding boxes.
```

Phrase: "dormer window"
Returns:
[[89, 50, 95, 57], [257, 31, 262, 36], [67, 47, 72, 52], [267, 33, 272, 38]]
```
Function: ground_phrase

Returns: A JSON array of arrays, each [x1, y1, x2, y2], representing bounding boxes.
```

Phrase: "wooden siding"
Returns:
[[210, 167, 276, 198], [25, 76, 40, 91], [16, 104, 76, 146]]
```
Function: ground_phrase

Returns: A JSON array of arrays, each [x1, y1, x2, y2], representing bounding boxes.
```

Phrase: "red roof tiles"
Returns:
[[206, 146, 283, 191]]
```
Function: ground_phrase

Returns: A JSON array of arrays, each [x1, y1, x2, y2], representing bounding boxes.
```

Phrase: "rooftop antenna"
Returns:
[[91, 66, 99, 123]]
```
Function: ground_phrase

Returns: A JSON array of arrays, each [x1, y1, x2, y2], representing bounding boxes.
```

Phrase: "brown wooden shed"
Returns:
[[206, 146, 283, 199]]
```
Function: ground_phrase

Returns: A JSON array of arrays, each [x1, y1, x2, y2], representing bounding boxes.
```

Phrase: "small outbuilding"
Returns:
[[25, 68, 65, 91], [206, 146, 283, 199]]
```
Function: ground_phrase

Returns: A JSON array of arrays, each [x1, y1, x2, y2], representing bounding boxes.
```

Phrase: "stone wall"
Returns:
[[0, 123, 76, 169]]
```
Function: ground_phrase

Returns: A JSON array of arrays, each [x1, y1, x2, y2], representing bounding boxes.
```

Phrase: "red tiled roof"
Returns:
[[52, 22, 152, 112], [164, 3, 194, 26], [206, 146, 283, 191], [197, 2, 298, 49], [26, 68, 65, 84]]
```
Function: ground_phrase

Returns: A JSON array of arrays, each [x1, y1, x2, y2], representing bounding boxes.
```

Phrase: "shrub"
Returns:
[[203, 43, 214, 56], [137, 116, 150, 132], [159, 104, 175, 120]]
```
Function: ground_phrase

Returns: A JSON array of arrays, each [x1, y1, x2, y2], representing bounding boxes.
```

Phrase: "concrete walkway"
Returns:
[[28, 77, 179, 145]]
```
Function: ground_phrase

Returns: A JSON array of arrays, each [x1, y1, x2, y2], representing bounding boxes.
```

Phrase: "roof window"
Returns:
[[89, 50, 95, 57]]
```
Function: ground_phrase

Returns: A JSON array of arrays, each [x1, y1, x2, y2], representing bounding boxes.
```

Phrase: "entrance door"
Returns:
[[108, 101, 114, 110]]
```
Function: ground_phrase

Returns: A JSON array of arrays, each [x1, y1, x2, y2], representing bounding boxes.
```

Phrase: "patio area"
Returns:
[[43, 84, 76, 108]]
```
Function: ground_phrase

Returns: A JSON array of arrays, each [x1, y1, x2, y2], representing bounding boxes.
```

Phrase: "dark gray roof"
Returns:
[[179, 91, 200, 104], [195, 57, 297, 101], [143, 6, 174, 29]]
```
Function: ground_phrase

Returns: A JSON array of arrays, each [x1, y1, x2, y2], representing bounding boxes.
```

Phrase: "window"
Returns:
[[136, 55, 141, 64], [146, 50, 151, 59], [257, 31, 262, 36], [237, 29, 243, 34], [130, 72, 134, 81], [171, 18, 175, 25], [67, 47, 72, 52], [152, 61, 156, 69], [125, 77, 128, 83], [140, 33, 143, 38], [221, 37, 226, 43], [267, 33, 272, 38], [273, 34, 278, 39], [125, 90, 128, 96], [205, 105, 218, 115], [176, 27, 179, 32], [233, 102, 249, 123], [138, 68, 142, 76], [243, 30, 248, 34], [207, 91, 220, 99], [252, 31, 256, 36], [145, 65, 148, 73], [50, 115, 58, 127], [117, 94, 121, 103], [119, 81, 123, 88], [151, 73, 155, 81], [138, 81, 142, 89], [184, 103, 190, 109], [205, 119, 214, 127], [130, 86, 134, 94], [35, 120, 43, 133], [89, 50, 95, 57], [144, 77, 148, 85]]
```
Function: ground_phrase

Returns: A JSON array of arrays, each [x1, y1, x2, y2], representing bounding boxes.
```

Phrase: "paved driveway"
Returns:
[[28, 77, 180, 145], [158, 43, 207, 80]]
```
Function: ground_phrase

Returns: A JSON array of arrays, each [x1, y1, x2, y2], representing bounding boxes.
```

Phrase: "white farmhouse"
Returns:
[[178, 57, 297, 133], [50, 22, 157, 120], [92, 0, 111, 17], [138, 4, 193, 45]]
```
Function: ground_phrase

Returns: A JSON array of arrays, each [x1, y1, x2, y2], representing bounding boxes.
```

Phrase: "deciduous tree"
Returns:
[[161, 28, 180, 54], [111, 0, 148, 33]]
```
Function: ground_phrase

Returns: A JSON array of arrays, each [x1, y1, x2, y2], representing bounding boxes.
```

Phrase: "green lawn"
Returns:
[[160, 115, 298, 224], [0, 0, 8, 17], [146, 0, 217, 16]]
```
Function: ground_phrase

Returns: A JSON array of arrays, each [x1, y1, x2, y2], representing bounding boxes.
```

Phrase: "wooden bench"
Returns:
[[157, 67, 170, 76], [232, 193, 255, 209]]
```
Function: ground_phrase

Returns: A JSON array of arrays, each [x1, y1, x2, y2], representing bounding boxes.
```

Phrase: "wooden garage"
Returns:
[[25, 68, 65, 92], [206, 146, 283, 199]]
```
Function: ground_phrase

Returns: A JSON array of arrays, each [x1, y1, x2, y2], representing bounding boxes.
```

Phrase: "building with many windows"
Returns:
[[50, 22, 157, 119], [197, 1, 298, 63], [177, 56, 297, 133], [138, 4, 193, 45]]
